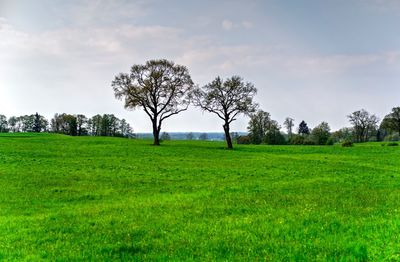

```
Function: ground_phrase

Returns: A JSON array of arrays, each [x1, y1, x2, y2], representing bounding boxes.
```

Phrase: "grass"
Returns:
[[0, 133, 399, 261]]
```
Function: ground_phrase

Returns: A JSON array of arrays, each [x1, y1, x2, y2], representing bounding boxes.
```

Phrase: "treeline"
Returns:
[[237, 107, 400, 145], [111, 59, 400, 148], [0, 113, 134, 138]]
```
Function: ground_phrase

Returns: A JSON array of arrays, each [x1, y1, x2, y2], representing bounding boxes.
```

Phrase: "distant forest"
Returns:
[[0, 106, 399, 146], [0, 113, 134, 138]]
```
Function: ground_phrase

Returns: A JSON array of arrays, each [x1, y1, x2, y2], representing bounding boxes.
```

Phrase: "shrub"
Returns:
[[326, 137, 334, 145], [237, 135, 251, 144], [342, 141, 353, 147], [289, 135, 305, 145], [303, 139, 316, 145], [385, 133, 400, 142], [387, 142, 399, 146], [264, 131, 286, 145]]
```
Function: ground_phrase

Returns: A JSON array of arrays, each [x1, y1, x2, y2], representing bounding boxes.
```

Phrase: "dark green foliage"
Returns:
[[51, 113, 132, 138], [5, 114, 48, 133], [0, 115, 8, 132], [247, 110, 284, 145], [263, 130, 286, 145], [342, 141, 353, 147], [387, 142, 398, 146], [289, 134, 305, 145], [381, 107, 400, 136], [33, 113, 41, 132], [326, 137, 334, 145], [303, 138, 316, 145], [311, 122, 331, 145], [298, 120, 310, 135]]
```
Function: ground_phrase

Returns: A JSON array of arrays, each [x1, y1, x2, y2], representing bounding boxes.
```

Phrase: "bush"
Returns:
[[289, 135, 305, 145], [303, 139, 316, 145], [264, 131, 286, 145], [387, 142, 399, 146], [237, 135, 251, 144], [385, 133, 400, 142], [326, 137, 334, 145], [342, 141, 353, 147]]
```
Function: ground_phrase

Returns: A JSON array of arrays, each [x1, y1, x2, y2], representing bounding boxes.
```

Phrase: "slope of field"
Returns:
[[0, 133, 399, 261]]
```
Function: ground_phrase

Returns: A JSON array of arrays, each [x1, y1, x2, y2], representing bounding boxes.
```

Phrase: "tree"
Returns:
[[186, 132, 194, 140], [0, 115, 8, 133], [348, 109, 379, 142], [161, 132, 171, 141], [90, 114, 103, 136], [112, 59, 194, 145], [36, 114, 48, 132], [298, 120, 310, 135], [247, 110, 281, 144], [119, 119, 133, 138], [311, 122, 331, 145], [51, 113, 77, 136], [76, 114, 88, 136], [247, 110, 270, 144], [284, 117, 294, 138], [199, 133, 208, 140], [382, 107, 400, 135], [8, 116, 18, 132], [194, 76, 257, 149], [332, 127, 353, 143]]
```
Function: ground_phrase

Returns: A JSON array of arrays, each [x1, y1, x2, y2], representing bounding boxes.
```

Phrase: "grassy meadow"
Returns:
[[0, 133, 399, 261]]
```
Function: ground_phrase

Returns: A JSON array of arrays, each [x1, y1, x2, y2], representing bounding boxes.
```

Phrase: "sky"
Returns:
[[1, 0, 400, 132]]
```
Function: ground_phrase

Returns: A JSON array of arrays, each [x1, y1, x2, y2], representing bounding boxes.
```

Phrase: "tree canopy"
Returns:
[[194, 76, 257, 149], [112, 59, 194, 145]]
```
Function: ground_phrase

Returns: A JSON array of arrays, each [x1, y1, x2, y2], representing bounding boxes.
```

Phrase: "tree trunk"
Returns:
[[152, 120, 160, 146], [223, 122, 233, 149]]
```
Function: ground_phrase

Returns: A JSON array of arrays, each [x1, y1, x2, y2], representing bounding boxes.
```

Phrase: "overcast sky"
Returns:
[[1, 0, 400, 132]]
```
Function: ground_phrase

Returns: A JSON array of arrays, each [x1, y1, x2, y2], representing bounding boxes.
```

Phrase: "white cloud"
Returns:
[[221, 19, 233, 30], [221, 19, 254, 31]]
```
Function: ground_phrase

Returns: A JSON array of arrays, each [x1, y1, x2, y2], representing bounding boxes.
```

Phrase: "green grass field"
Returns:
[[0, 133, 399, 261]]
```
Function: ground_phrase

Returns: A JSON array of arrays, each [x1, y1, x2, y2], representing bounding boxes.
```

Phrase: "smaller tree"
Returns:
[[311, 122, 331, 145], [381, 107, 400, 136], [161, 132, 171, 141], [331, 127, 354, 143], [8, 116, 18, 132], [32, 112, 47, 133], [348, 109, 379, 142], [194, 76, 257, 149], [283, 117, 294, 138], [76, 114, 88, 136], [0, 115, 8, 133], [298, 120, 310, 135], [199, 133, 208, 140], [247, 110, 271, 144], [186, 132, 194, 140]]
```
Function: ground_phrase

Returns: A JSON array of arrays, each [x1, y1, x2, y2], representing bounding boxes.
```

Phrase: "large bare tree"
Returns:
[[348, 109, 379, 142], [194, 76, 257, 149], [112, 59, 194, 145]]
